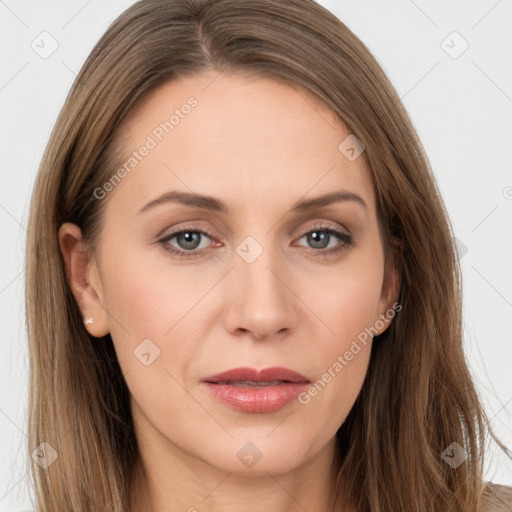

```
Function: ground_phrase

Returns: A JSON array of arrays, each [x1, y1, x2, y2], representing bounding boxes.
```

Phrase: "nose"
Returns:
[[223, 245, 298, 341]]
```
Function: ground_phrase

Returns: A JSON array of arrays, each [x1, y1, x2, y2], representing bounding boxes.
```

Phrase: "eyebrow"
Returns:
[[137, 189, 368, 215]]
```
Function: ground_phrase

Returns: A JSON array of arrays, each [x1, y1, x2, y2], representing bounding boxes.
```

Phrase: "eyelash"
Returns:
[[158, 223, 353, 259]]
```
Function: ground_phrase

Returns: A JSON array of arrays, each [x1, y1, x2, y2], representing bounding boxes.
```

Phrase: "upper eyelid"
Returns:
[[296, 222, 349, 237]]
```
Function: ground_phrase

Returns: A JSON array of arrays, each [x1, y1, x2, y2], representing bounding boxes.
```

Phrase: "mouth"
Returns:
[[201, 367, 310, 413]]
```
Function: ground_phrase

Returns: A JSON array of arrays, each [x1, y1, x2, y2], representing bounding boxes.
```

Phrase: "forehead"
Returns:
[[107, 71, 376, 218]]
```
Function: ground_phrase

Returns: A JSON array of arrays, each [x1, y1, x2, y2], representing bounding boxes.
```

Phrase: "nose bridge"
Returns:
[[225, 234, 297, 337], [236, 235, 289, 306]]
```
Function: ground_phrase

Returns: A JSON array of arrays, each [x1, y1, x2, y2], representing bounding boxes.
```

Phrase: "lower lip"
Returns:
[[201, 382, 309, 413]]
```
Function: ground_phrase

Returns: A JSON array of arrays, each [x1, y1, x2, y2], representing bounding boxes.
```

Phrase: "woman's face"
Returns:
[[61, 71, 399, 478]]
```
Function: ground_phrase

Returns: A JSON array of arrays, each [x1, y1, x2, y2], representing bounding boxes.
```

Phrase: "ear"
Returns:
[[58, 222, 109, 337], [375, 238, 402, 335]]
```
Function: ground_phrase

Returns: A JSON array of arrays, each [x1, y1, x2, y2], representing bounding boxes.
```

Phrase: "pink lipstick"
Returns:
[[201, 366, 310, 413]]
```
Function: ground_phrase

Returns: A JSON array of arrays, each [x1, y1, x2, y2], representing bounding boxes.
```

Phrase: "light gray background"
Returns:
[[1, 0, 511, 509]]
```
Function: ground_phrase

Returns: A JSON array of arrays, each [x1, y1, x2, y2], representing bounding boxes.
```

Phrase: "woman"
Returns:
[[25, 0, 511, 510]]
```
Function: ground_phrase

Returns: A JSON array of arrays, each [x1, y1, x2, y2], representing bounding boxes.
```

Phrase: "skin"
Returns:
[[60, 71, 400, 512]]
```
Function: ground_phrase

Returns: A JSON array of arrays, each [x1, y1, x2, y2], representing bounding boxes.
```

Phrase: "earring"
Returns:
[[84, 317, 94, 325]]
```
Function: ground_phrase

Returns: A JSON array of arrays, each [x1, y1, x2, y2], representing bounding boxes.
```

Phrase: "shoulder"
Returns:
[[481, 481, 512, 512]]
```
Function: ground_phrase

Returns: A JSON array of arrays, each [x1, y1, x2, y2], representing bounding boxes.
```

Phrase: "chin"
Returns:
[[194, 433, 315, 476]]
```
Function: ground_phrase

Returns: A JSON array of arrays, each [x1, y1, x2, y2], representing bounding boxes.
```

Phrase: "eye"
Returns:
[[294, 224, 353, 255], [159, 227, 216, 257]]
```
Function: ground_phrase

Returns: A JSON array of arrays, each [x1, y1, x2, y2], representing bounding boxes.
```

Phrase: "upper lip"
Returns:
[[202, 366, 310, 383]]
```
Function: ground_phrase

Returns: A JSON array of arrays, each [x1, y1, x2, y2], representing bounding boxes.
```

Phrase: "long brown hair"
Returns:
[[25, 0, 511, 510]]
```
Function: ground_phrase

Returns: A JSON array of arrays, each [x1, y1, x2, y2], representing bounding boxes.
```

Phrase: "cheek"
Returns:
[[297, 258, 383, 423], [99, 253, 207, 431], [101, 237, 214, 326], [308, 253, 384, 348], [98, 244, 212, 377]]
